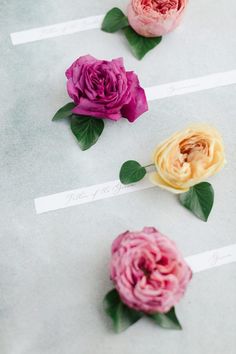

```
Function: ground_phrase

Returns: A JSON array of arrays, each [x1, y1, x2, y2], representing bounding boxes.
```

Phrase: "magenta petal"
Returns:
[[121, 71, 148, 122], [121, 86, 148, 122], [66, 79, 79, 104], [72, 98, 122, 121], [65, 55, 97, 79], [111, 57, 124, 69]]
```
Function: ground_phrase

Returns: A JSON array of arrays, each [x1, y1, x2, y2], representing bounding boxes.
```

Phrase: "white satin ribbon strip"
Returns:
[[34, 178, 153, 214], [185, 244, 236, 273], [145, 70, 236, 100], [10, 15, 104, 45]]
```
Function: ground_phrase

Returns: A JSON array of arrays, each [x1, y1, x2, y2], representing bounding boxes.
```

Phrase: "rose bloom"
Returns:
[[110, 227, 192, 314], [127, 0, 188, 37], [66, 55, 148, 122], [150, 124, 225, 194]]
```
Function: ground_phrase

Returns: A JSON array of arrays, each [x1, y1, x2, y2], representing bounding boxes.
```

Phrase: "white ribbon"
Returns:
[[10, 15, 104, 45]]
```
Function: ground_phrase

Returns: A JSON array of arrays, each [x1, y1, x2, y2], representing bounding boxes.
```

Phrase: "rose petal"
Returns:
[[121, 72, 148, 122], [72, 98, 122, 121]]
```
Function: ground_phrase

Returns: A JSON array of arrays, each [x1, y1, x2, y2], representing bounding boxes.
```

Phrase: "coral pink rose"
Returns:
[[127, 0, 188, 37], [110, 227, 192, 314], [66, 55, 148, 122]]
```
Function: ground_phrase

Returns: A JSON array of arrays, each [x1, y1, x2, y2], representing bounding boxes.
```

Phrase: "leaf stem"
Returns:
[[144, 163, 155, 169]]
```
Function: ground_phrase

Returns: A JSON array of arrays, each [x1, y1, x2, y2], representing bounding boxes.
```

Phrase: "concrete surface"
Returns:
[[0, 0, 236, 353]]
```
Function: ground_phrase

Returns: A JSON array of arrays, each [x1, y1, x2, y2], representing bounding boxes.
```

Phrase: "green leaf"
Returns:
[[179, 182, 214, 221], [52, 102, 76, 121], [70, 115, 104, 151], [102, 8, 129, 33], [123, 26, 162, 60], [149, 307, 182, 330], [104, 289, 142, 333], [119, 160, 146, 184]]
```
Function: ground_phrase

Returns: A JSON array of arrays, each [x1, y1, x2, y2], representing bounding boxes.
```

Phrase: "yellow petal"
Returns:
[[149, 172, 189, 194]]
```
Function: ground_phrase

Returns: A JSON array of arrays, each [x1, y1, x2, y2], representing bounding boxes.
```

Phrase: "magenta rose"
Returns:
[[110, 227, 192, 314], [127, 0, 188, 37], [65, 55, 148, 122]]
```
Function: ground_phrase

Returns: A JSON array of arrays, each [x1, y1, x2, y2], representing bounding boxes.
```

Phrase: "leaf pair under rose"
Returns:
[[52, 102, 104, 151], [104, 289, 182, 333], [102, 8, 162, 60], [119, 160, 214, 222]]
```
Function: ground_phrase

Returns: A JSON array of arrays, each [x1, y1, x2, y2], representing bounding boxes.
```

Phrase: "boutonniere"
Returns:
[[104, 227, 192, 332], [102, 0, 188, 59], [52, 55, 148, 150], [119, 124, 226, 221]]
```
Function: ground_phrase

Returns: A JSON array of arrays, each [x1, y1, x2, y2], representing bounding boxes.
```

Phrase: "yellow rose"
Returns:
[[150, 124, 225, 194]]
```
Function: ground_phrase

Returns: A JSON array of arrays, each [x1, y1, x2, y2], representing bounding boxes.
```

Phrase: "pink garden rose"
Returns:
[[66, 55, 148, 122], [127, 0, 188, 37], [110, 227, 192, 314]]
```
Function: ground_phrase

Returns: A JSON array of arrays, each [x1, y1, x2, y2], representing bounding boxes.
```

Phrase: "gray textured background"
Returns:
[[1, 0, 236, 353]]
